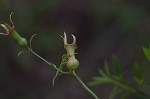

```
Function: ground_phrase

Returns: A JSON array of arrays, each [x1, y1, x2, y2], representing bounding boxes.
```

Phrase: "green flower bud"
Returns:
[[1, 23, 28, 48], [0, 13, 28, 48], [61, 32, 79, 70]]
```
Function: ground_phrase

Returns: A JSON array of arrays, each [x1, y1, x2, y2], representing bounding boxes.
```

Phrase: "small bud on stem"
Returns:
[[0, 13, 28, 48], [61, 32, 79, 70]]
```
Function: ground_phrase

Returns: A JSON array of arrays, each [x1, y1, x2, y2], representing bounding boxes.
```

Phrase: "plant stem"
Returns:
[[72, 71, 99, 99], [27, 48, 99, 98], [30, 49, 69, 74]]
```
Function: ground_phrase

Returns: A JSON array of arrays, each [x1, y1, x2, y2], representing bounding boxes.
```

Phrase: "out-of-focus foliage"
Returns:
[[89, 55, 149, 99]]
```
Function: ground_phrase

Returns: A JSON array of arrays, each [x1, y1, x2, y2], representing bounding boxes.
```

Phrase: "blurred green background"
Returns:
[[0, 0, 150, 99]]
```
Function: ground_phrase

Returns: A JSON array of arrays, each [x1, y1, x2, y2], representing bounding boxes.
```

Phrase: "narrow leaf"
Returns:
[[112, 54, 122, 79], [52, 54, 68, 86], [89, 76, 113, 86], [18, 50, 27, 57], [98, 69, 106, 77], [134, 62, 143, 81], [104, 60, 111, 76], [109, 86, 122, 99], [52, 71, 62, 86], [134, 62, 145, 88], [142, 47, 150, 61]]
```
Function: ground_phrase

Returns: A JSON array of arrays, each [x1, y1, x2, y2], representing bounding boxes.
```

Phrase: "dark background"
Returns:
[[0, 0, 150, 99]]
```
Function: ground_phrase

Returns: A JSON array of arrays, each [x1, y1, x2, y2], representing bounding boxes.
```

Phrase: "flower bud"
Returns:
[[0, 13, 28, 48], [61, 32, 79, 70], [1, 23, 28, 48]]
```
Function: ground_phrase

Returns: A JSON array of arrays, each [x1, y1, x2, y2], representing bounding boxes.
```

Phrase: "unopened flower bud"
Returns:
[[61, 32, 79, 70], [2, 23, 28, 48], [0, 13, 28, 48]]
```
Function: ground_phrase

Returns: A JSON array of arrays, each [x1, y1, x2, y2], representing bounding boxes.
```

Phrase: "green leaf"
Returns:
[[18, 50, 28, 57], [112, 54, 122, 79], [109, 86, 122, 99], [52, 71, 62, 86], [134, 62, 145, 89], [98, 69, 106, 77], [134, 77, 144, 86], [52, 54, 68, 86], [104, 60, 111, 76], [89, 76, 113, 86], [142, 47, 150, 61], [134, 62, 144, 85]]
